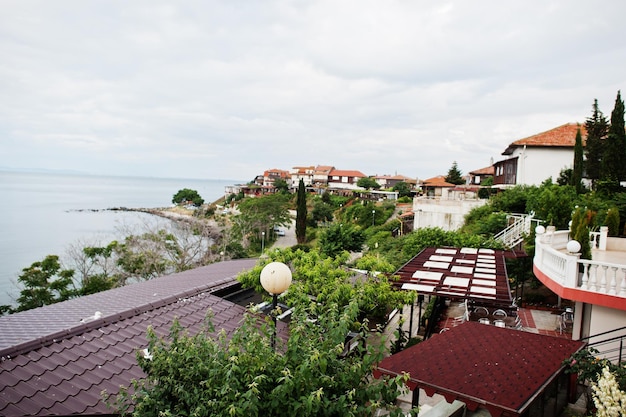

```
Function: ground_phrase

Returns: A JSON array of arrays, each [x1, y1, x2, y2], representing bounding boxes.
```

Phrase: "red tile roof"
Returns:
[[374, 321, 584, 416], [469, 165, 494, 176], [502, 123, 586, 155], [328, 169, 367, 178], [0, 259, 279, 417], [422, 176, 455, 187]]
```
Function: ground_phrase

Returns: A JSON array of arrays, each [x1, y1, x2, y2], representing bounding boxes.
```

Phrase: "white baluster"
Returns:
[[580, 263, 589, 290], [589, 264, 598, 291], [600, 265, 608, 293], [608, 267, 618, 295], [620, 268, 626, 297]]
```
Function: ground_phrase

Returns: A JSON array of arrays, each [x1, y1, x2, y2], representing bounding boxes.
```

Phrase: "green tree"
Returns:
[[172, 188, 204, 206], [573, 127, 584, 194], [11, 255, 77, 312], [570, 207, 592, 260], [295, 179, 307, 244], [392, 181, 412, 198], [311, 199, 334, 226], [319, 223, 365, 258], [232, 194, 291, 248], [584, 99, 609, 188], [356, 176, 381, 190], [606, 207, 620, 237], [273, 178, 290, 194], [445, 161, 465, 185], [602, 91, 626, 183], [526, 180, 577, 229], [113, 300, 411, 417]]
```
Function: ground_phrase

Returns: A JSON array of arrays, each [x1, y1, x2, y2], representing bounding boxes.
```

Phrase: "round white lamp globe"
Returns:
[[566, 240, 581, 254], [260, 262, 292, 295], [535, 225, 546, 235]]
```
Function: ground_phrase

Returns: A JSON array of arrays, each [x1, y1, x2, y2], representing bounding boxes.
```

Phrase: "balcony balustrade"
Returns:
[[534, 227, 626, 311]]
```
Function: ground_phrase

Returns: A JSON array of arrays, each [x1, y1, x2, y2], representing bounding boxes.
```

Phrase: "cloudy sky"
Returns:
[[1, 1, 624, 182]]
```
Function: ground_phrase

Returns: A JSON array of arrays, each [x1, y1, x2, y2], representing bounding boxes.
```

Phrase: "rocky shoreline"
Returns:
[[70, 206, 223, 239]]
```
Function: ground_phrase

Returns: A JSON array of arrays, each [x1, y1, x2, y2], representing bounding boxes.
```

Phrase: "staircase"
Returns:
[[494, 212, 535, 249]]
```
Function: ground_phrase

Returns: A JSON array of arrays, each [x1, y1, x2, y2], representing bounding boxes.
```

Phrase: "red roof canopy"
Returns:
[[393, 247, 512, 306], [374, 321, 585, 416]]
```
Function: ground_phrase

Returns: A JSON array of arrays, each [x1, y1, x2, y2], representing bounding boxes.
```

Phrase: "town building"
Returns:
[[494, 123, 586, 187]]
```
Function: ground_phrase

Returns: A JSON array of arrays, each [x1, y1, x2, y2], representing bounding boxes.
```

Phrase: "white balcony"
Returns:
[[533, 226, 626, 312]]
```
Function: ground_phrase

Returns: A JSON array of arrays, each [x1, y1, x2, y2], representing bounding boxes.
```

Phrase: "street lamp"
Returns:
[[260, 262, 292, 349], [261, 231, 265, 254], [371, 209, 375, 227]]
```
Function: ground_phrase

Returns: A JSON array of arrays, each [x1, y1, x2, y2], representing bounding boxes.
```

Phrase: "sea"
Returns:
[[0, 170, 241, 308]]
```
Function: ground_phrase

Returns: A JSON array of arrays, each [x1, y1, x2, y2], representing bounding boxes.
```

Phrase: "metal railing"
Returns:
[[581, 326, 626, 364], [494, 212, 537, 248]]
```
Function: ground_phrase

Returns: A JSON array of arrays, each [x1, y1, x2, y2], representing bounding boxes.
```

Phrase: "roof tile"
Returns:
[[0, 259, 267, 417]]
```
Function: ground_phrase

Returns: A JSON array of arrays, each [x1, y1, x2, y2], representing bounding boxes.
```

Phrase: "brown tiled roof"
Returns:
[[502, 123, 586, 155], [422, 176, 455, 187], [328, 169, 367, 178], [469, 165, 494, 176], [0, 259, 276, 417], [374, 321, 585, 416]]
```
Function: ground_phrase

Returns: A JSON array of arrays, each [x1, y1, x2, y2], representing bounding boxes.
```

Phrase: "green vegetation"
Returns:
[[295, 179, 307, 244], [172, 188, 204, 206], [392, 181, 412, 198], [445, 161, 464, 185], [111, 300, 412, 417], [356, 176, 380, 190]]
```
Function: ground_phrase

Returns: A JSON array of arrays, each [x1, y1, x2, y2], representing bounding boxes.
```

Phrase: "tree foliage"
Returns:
[[570, 207, 592, 260], [606, 207, 620, 236], [585, 98, 609, 186], [231, 194, 291, 248], [602, 90, 626, 183], [112, 300, 411, 417], [573, 127, 584, 194], [318, 223, 365, 258], [526, 180, 577, 229], [172, 188, 204, 206], [5, 255, 77, 313], [445, 161, 465, 185], [296, 179, 307, 244], [356, 176, 381, 190], [392, 181, 412, 198], [273, 178, 289, 194]]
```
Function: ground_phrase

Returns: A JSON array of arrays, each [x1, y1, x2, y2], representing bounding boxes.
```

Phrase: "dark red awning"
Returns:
[[374, 321, 585, 416]]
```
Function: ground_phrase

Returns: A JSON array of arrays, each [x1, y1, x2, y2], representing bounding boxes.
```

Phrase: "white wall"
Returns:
[[587, 305, 626, 362], [510, 147, 574, 185], [413, 198, 486, 231]]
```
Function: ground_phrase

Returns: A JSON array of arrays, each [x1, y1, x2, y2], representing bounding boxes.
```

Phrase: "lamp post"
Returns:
[[371, 209, 375, 227], [261, 231, 265, 254], [260, 262, 292, 349]]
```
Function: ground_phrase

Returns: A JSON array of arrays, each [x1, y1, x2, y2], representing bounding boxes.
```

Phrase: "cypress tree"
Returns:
[[602, 91, 626, 182], [572, 127, 584, 194], [584, 99, 608, 188], [295, 179, 307, 244]]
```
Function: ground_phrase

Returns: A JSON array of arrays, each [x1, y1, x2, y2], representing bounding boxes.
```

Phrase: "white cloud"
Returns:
[[0, 0, 625, 180]]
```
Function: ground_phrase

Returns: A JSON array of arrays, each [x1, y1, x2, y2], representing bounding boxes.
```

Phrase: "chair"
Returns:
[[493, 309, 507, 318], [474, 306, 489, 317], [559, 310, 574, 334], [494, 320, 506, 328], [478, 318, 490, 325]]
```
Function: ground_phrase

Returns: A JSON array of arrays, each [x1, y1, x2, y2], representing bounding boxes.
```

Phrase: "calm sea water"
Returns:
[[0, 170, 240, 307]]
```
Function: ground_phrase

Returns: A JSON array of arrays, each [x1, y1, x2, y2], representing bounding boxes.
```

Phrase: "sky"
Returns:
[[1, 1, 625, 182]]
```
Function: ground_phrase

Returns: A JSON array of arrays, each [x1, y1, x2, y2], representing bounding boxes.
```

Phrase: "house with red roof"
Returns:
[[413, 176, 487, 231], [327, 169, 367, 190], [494, 123, 586, 186]]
